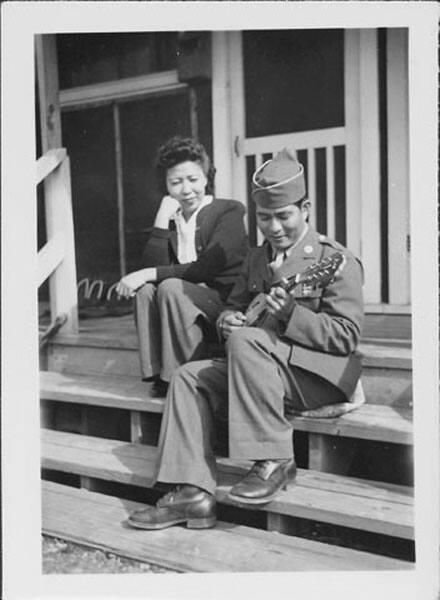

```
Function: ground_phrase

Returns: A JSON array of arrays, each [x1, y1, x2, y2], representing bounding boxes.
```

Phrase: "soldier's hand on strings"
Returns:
[[116, 268, 157, 299], [265, 286, 296, 321], [217, 310, 247, 340]]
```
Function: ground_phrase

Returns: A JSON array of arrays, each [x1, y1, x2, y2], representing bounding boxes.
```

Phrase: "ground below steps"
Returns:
[[42, 481, 411, 573]]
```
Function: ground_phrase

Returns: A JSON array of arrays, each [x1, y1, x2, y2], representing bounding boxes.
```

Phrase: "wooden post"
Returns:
[[35, 35, 62, 153], [44, 156, 79, 333], [113, 103, 126, 277], [130, 411, 143, 444], [36, 34, 78, 333]]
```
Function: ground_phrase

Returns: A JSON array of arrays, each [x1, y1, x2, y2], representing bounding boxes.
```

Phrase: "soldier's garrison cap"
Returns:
[[251, 148, 306, 208]]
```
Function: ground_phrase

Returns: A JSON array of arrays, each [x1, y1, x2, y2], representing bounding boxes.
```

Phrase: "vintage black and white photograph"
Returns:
[[2, 2, 439, 599]]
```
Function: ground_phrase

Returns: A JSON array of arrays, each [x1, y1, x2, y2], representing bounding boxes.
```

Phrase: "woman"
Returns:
[[116, 136, 248, 396]]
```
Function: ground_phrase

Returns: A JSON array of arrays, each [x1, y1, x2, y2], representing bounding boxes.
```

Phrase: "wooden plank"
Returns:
[[386, 29, 410, 305], [112, 103, 126, 277], [44, 155, 79, 334], [290, 404, 413, 445], [360, 343, 411, 370], [59, 71, 184, 109], [344, 29, 362, 258], [212, 31, 234, 200], [40, 371, 413, 444], [35, 34, 62, 153], [48, 326, 412, 371], [38, 233, 65, 285], [243, 128, 346, 156], [42, 481, 411, 572], [41, 430, 414, 539], [359, 29, 381, 304], [40, 371, 164, 413], [47, 344, 141, 378], [36, 148, 67, 185]]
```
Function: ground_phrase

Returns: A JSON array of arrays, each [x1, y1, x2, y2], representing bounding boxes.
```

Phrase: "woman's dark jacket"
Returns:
[[141, 198, 248, 301]]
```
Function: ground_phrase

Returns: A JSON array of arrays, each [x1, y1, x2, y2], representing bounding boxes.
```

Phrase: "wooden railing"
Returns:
[[37, 148, 78, 334]]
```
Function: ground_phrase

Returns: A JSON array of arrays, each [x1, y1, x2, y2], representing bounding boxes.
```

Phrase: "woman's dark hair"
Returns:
[[155, 136, 216, 195]]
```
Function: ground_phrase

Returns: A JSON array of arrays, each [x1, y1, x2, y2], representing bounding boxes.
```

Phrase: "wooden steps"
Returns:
[[40, 370, 413, 446], [41, 429, 414, 540], [40, 314, 414, 567], [42, 481, 411, 572], [47, 332, 412, 373]]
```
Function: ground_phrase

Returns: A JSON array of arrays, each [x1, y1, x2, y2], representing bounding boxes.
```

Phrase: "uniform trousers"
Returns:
[[154, 326, 345, 494], [135, 278, 224, 382]]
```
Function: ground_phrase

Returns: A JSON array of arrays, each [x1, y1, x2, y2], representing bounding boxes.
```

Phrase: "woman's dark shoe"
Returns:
[[228, 459, 296, 505], [149, 378, 169, 398], [127, 485, 217, 530]]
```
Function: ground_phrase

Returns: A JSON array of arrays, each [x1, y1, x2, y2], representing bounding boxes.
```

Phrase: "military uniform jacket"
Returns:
[[225, 227, 365, 399], [141, 198, 248, 301]]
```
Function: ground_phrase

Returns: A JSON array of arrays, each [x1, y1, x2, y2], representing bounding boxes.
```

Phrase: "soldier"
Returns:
[[127, 148, 364, 530]]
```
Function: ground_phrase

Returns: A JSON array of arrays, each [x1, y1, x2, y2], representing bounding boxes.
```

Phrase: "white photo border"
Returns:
[[2, 2, 439, 599]]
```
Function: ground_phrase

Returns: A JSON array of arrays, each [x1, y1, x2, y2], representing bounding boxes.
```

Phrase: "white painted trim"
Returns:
[[38, 232, 65, 285], [211, 32, 233, 199], [344, 30, 362, 258], [43, 156, 79, 333], [228, 31, 247, 209], [326, 146, 335, 239], [387, 29, 410, 305], [307, 147, 317, 229], [36, 148, 66, 185], [243, 128, 346, 155], [364, 303, 411, 315], [59, 70, 186, 108], [359, 29, 381, 304]]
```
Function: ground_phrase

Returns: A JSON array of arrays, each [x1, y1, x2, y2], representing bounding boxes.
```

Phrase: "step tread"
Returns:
[[42, 481, 410, 572], [41, 429, 414, 539], [40, 371, 413, 444], [48, 329, 412, 369]]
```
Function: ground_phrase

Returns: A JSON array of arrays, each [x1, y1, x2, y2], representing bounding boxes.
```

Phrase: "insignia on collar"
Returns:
[[304, 245, 313, 254]]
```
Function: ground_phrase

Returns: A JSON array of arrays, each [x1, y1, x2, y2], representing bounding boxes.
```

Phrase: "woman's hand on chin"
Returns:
[[115, 268, 157, 298], [154, 195, 181, 228]]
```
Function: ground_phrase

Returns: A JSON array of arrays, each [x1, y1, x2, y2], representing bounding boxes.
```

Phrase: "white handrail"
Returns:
[[38, 148, 78, 334], [36, 148, 67, 185], [38, 232, 65, 286]]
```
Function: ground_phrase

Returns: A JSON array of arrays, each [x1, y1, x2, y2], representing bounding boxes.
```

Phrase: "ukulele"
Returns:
[[244, 251, 346, 327]]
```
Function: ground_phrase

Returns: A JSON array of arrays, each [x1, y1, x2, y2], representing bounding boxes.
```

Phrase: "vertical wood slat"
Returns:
[[130, 411, 143, 444], [35, 35, 62, 153], [113, 103, 126, 277], [228, 31, 247, 211], [359, 29, 381, 304], [344, 30, 362, 258], [212, 32, 234, 199], [253, 153, 268, 246], [326, 146, 336, 239], [307, 148, 317, 229], [387, 29, 410, 305]]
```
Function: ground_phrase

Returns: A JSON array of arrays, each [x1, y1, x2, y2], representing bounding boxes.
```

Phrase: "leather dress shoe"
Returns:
[[127, 485, 216, 530], [228, 459, 296, 505]]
